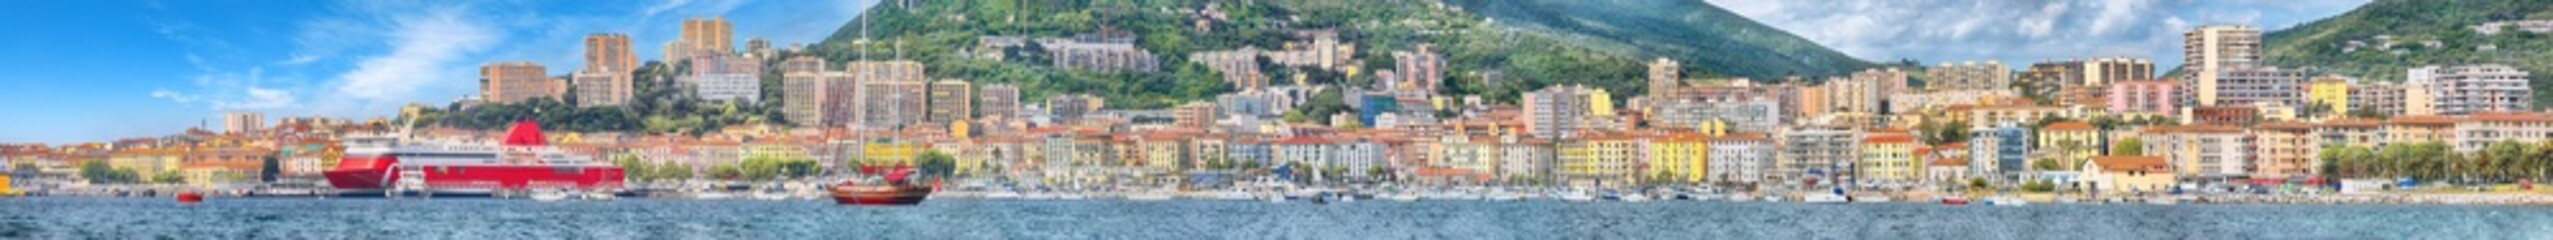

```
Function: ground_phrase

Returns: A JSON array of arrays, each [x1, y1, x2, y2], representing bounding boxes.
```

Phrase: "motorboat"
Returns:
[[1987, 196, 2028, 206], [1557, 190, 1598, 202], [1940, 196, 1970, 205]]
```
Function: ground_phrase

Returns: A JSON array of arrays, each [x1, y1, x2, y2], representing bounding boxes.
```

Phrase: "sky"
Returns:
[[0, 0, 2370, 144], [0, 0, 878, 144], [1702, 0, 2369, 70]]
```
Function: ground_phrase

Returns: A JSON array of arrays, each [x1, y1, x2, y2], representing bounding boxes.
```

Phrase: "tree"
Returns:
[[150, 170, 184, 184], [2032, 159, 2064, 171], [260, 155, 281, 183], [2347, 107, 2390, 119], [710, 164, 743, 180], [915, 150, 958, 178], [658, 163, 694, 181], [77, 160, 136, 184], [613, 154, 653, 183], [2111, 137, 2145, 156], [2054, 140, 2086, 169]]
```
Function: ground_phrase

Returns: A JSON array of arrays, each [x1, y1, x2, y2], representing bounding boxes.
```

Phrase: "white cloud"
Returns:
[[327, 7, 497, 111], [150, 67, 300, 110]]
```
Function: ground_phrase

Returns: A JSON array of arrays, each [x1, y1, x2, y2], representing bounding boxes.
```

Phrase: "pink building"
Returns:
[[2108, 80, 2182, 114]]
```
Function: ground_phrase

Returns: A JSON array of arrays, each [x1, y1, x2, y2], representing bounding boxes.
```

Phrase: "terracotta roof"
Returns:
[[2387, 115, 2458, 125], [1712, 132, 1772, 142], [1653, 132, 1709, 142], [1933, 142, 1967, 149], [1862, 133, 1916, 144], [1275, 136, 1334, 145], [2319, 118, 2381, 127], [2089, 156, 2169, 172], [2466, 112, 2553, 123], [2257, 121, 2315, 130], [2043, 121, 2096, 131], [1929, 158, 1968, 167], [2147, 124, 2245, 134]]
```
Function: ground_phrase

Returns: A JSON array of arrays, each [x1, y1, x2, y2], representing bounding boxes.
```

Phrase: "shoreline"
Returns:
[[15, 192, 2553, 206]]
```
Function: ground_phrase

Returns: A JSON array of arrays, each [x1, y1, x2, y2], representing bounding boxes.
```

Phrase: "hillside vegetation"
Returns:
[[1448, 0, 1872, 79], [810, 0, 1867, 106], [2262, 0, 2553, 107]]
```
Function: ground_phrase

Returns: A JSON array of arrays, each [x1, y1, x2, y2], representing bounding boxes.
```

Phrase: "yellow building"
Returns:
[[1858, 131, 1921, 184], [2080, 156, 2175, 195], [1560, 133, 1640, 187], [2307, 76, 2351, 118], [2254, 122, 2317, 179], [859, 140, 921, 166], [108, 148, 186, 181], [741, 144, 808, 161], [932, 142, 989, 177], [2036, 121, 2101, 169], [1646, 133, 1709, 184], [1135, 132, 1191, 172]]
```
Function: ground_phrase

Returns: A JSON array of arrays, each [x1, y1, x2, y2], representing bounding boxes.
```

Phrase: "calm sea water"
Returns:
[[4, 197, 2551, 239]]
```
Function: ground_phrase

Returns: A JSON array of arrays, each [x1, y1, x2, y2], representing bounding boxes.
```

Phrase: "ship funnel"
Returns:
[[501, 119, 547, 146]]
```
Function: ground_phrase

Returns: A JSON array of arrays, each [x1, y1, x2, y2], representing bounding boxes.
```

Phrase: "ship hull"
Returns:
[[324, 155, 624, 191], [831, 186, 933, 205]]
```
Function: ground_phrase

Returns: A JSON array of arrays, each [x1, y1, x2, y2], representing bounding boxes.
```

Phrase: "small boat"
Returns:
[[1987, 196, 2028, 206], [1851, 195, 1893, 203], [1802, 194, 1849, 203], [1024, 191, 1057, 200], [1058, 193, 1089, 200], [1618, 193, 1653, 202], [831, 167, 934, 206], [1557, 190, 1598, 202], [1940, 196, 1971, 205], [1486, 191, 1523, 201], [1209, 190, 1255, 201], [531, 190, 571, 202], [694, 192, 736, 200], [1383, 193, 1420, 202], [2145, 197, 2178, 205], [175, 192, 205, 204], [985, 190, 1023, 200]]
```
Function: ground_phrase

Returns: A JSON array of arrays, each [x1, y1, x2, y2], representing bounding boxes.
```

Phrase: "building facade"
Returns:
[[2413, 64, 2532, 115]]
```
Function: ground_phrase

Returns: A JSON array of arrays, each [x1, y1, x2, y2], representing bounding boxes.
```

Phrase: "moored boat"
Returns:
[[831, 167, 934, 206], [1940, 196, 1970, 205]]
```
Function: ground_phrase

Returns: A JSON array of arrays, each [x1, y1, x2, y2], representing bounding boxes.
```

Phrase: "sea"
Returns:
[[3, 197, 2550, 239]]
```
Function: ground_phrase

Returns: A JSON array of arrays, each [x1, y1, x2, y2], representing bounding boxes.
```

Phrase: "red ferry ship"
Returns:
[[323, 120, 622, 196]]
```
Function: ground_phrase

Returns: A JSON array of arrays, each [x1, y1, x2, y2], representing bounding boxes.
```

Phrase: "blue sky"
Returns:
[[0, 0, 2366, 144], [0, 0, 876, 143]]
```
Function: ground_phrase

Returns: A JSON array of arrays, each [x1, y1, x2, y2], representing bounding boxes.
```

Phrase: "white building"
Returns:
[[1706, 134, 1774, 184], [2413, 64, 2532, 115]]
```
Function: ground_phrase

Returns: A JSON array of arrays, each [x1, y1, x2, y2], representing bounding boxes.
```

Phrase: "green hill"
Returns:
[[807, 0, 1867, 108], [2260, 0, 2553, 107], [1448, 0, 1872, 79]]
